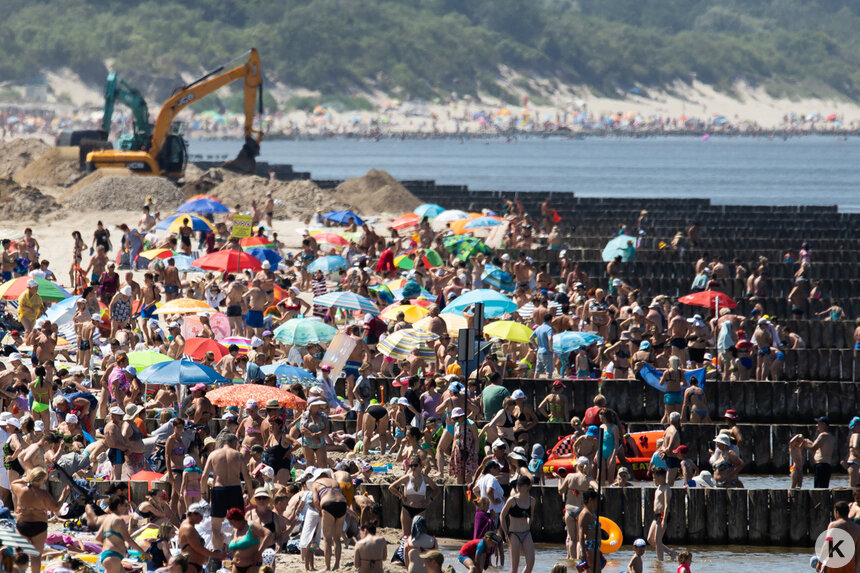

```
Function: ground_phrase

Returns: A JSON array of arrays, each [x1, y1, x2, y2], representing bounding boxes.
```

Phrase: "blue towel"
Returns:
[[641, 363, 707, 392]]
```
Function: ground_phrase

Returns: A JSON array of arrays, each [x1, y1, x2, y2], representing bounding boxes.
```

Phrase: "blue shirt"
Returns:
[[650, 451, 668, 470], [531, 323, 553, 354]]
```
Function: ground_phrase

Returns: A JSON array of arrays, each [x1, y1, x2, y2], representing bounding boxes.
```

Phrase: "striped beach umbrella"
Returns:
[[517, 300, 563, 319], [0, 525, 40, 556], [221, 336, 253, 355], [0, 277, 71, 302], [313, 291, 379, 314], [273, 318, 338, 345], [378, 328, 438, 361]]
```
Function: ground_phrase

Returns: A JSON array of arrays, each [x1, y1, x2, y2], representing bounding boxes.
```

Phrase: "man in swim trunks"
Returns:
[[201, 434, 254, 552], [753, 318, 774, 381], [344, 324, 372, 411], [179, 501, 222, 572], [103, 406, 130, 479], [667, 314, 688, 361], [823, 501, 860, 573], [657, 413, 682, 485], [224, 275, 246, 336], [162, 258, 181, 301], [243, 278, 267, 338], [804, 416, 835, 489]]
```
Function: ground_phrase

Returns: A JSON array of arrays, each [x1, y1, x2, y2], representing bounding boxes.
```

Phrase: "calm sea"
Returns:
[[189, 135, 860, 211]]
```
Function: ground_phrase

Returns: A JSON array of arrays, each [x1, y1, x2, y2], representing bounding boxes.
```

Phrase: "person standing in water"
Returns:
[[647, 467, 676, 561]]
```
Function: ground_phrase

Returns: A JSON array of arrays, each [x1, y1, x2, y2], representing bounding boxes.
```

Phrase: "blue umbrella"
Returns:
[[414, 203, 444, 219], [313, 291, 379, 314], [245, 247, 283, 266], [149, 254, 202, 273], [441, 288, 516, 318], [176, 198, 230, 215], [308, 255, 348, 274], [392, 286, 434, 301], [481, 265, 514, 292], [553, 331, 604, 354], [155, 214, 214, 232], [602, 234, 637, 262], [465, 217, 502, 229], [273, 318, 337, 345], [323, 211, 364, 226], [261, 364, 316, 385], [39, 295, 82, 326], [138, 360, 227, 386]]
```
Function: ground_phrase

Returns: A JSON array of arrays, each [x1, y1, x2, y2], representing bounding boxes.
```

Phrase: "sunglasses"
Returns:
[[409, 463, 420, 468]]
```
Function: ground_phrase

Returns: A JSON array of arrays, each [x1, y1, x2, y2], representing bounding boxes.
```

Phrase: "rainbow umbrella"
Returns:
[[138, 248, 174, 261], [240, 236, 275, 249], [152, 298, 213, 315], [221, 336, 252, 355], [0, 277, 71, 302]]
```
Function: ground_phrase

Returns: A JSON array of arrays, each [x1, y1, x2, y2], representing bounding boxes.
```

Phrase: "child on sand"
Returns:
[[790, 434, 805, 489], [628, 538, 647, 573], [677, 550, 693, 573]]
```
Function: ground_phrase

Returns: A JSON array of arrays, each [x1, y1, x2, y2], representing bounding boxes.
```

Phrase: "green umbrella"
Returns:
[[127, 351, 173, 371], [273, 318, 338, 345]]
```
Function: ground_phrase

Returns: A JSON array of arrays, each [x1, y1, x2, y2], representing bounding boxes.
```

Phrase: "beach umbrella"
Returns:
[[0, 526, 40, 557], [240, 236, 275, 249], [323, 211, 364, 226], [441, 289, 516, 317], [245, 247, 283, 267], [176, 197, 230, 214], [483, 320, 533, 343], [38, 295, 81, 326], [389, 213, 421, 230], [380, 303, 430, 323], [378, 329, 438, 360], [517, 300, 563, 319], [152, 298, 213, 315], [128, 470, 165, 490], [138, 248, 175, 261], [309, 229, 361, 242], [414, 204, 444, 219], [138, 359, 226, 386], [313, 291, 379, 314], [221, 336, 253, 355], [678, 290, 737, 310], [156, 214, 214, 233], [192, 250, 262, 273], [368, 284, 394, 305], [184, 337, 229, 361], [314, 233, 349, 246], [464, 216, 502, 230], [127, 351, 173, 371], [207, 384, 307, 409], [553, 331, 604, 354], [307, 255, 348, 274], [414, 313, 467, 337], [394, 249, 443, 270], [435, 209, 470, 224], [602, 235, 637, 262], [0, 277, 71, 302], [260, 364, 316, 385], [169, 254, 203, 273], [273, 318, 338, 345], [481, 265, 514, 292]]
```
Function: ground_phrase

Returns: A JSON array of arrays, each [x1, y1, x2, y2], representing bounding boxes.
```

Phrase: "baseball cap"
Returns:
[[724, 409, 739, 420], [640, 340, 651, 350], [586, 425, 599, 437], [673, 445, 688, 454], [633, 538, 647, 547], [4, 417, 20, 429], [491, 439, 507, 450], [511, 389, 526, 400], [552, 380, 565, 389], [816, 416, 830, 425], [191, 383, 206, 392], [168, 322, 180, 329], [320, 364, 332, 371], [254, 487, 271, 498], [397, 397, 410, 406], [125, 366, 137, 376]]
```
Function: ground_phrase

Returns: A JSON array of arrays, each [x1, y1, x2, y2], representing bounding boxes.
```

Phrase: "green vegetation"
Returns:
[[3, 0, 860, 100], [0, 89, 23, 101], [283, 94, 374, 112]]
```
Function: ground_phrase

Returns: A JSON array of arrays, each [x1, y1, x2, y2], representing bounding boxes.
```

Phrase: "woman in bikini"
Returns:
[[362, 400, 392, 455], [501, 475, 536, 573], [238, 400, 265, 463], [97, 494, 145, 573], [396, 426, 432, 472], [843, 418, 860, 488], [29, 370, 52, 429], [487, 398, 517, 448], [132, 487, 175, 530], [164, 418, 187, 515], [538, 380, 569, 423], [226, 507, 271, 573], [312, 469, 348, 571], [180, 456, 203, 512], [389, 454, 442, 537], [300, 398, 329, 467], [11, 468, 58, 573], [558, 457, 596, 560]]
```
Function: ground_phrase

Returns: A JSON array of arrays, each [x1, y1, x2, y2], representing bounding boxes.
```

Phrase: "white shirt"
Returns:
[[475, 473, 504, 514]]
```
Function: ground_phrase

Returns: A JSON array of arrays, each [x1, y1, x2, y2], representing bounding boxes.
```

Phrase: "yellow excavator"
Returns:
[[86, 48, 263, 179]]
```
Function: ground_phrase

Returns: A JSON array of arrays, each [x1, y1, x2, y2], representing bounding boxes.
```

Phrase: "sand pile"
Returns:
[[335, 169, 422, 215], [63, 176, 184, 212], [0, 139, 50, 179], [13, 146, 83, 188], [0, 179, 60, 220]]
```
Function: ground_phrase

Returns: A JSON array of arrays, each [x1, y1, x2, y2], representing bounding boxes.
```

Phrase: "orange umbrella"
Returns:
[[206, 384, 307, 410], [129, 470, 164, 488], [184, 337, 229, 361], [152, 298, 214, 315], [389, 213, 421, 230], [449, 213, 485, 235]]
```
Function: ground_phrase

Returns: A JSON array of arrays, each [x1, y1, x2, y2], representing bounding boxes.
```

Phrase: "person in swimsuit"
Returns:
[[96, 495, 145, 573], [11, 468, 59, 573], [226, 507, 271, 573], [647, 467, 676, 561], [133, 487, 175, 529], [681, 382, 710, 423], [248, 488, 287, 552], [578, 489, 602, 573], [500, 475, 536, 573], [598, 408, 621, 486], [488, 397, 518, 448], [263, 415, 295, 486], [301, 398, 330, 467], [660, 356, 686, 424], [538, 380, 569, 423], [108, 286, 133, 338], [3, 417, 25, 488], [238, 399, 265, 462], [843, 417, 860, 488], [389, 455, 442, 536], [180, 456, 204, 511], [510, 389, 539, 448], [164, 418, 187, 516], [558, 457, 597, 561], [179, 501, 222, 573], [312, 469, 349, 570], [458, 532, 501, 573], [355, 523, 388, 573]]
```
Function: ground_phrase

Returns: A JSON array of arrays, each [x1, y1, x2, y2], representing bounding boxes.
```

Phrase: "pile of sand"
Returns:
[[0, 178, 60, 220], [335, 169, 422, 216], [63, 175, 184, 212], [0, 139, 50, 179], [13, 146, 83, 188]]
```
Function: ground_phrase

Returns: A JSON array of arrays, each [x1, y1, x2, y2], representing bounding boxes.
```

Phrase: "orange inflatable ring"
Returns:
[[599, 516, 623, 553]]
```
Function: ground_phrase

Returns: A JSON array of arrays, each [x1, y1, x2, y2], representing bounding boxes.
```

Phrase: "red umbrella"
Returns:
[[314, 233, 349, 246], [184, 337, 229, 361], [192, 250, 262, 272], [677, 290, 737, 309], [129, 470, 164, 488], [206, 384, 307, 410], [389, 213, 421, 230], [239, 236, 274, 248]]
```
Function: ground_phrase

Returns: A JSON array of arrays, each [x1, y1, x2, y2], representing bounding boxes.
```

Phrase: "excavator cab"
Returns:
[[158, 134, 187, 179]]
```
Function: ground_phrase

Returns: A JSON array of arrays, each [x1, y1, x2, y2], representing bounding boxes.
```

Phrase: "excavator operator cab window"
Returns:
[[160, 134, 187, 177]]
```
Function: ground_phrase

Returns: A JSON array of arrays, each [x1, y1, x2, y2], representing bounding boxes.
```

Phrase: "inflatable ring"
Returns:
[[599, 516, 623, 554]]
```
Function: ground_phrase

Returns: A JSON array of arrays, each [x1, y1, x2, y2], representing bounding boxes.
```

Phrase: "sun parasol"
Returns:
[[156, 214, 214, 233], [206, 384, 307, 409], [221, 336, 253, 355], [553, 331, 604, 353], [394, 249, 443, 270], [322, 211, 364, 226], [129, 470, 165, 489], [127, 351, 173, 371], [138, 248, 175, 261], [260, 364, 316, 385], [0, 277, 71, 302], [380, 303, 429, 323], [192, 250, 262, 273], [240, 236, 275, 249], [517, 300, 563, 319], [307, 255, 348, 274], [602, 235, 637, 262], [441, 288, 516, 318], [314, 233, 349, 246], [313, 291, 379, 314], [483, 320, 533, 343], [176, 197, 230, 214], [245, 247, 283, 267], [273, 318, 338, 345], [152, 298, 213, 315], [389, 213, 421, 230], [464, 216, 502, 230], [677, 290, 737, 309], [184, 337, 229, 361], [414, 203, 445, 219], [377, 328, 438, 361], [137, 360, 226, 386], [434, 209, 470, 224]]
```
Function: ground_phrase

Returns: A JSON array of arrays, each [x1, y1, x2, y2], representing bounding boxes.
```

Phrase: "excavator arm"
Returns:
[[102, 73, 151, 151]]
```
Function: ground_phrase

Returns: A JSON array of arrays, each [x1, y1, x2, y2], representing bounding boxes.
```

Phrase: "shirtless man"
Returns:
[[667, 314, 687, 361], [0, 239, 14, 281], [104, 406, 131, 479], [77, 315, 100, 369], [254, 261, 276, 304], [30, 321, 58, 363], [243, 279, 267, 338], [681, 381, 710, 423], [179, 501, 223, 572], [138, 206, 157, 233], [424, 305, 447, 338], [166, 323, 185, 360], [217, 345, 242, 381], [264, 192, 275, 228], [657, 412, 682, 484], [162, 258, 181, 301], [647, 467, 676, 561], [513, 252, 533, 288], [201, 434, 254, 551], [805, 416, 835, 488], [558, 457, 598, 560], [224, 275, 246, 335], [354, 523, 387, 573], [189, 384, 215, 429], [753, 318, 774, 381], [85, 246, 108, 285], [18, 432, 63, 474], [404, 348, 428, 376], [344, 325, 371, 412]]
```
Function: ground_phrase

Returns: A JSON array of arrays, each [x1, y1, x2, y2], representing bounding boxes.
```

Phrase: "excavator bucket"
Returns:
[[223, 137, 260, 174]]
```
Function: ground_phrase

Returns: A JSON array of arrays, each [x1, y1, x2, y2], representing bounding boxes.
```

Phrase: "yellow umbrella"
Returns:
[[414, 313, 468, 337], [483, 320, 533, 343], [166, 215, 214, 234], [380, 303, 429, 323], [139, 248, 174, 261], [152, 298, 213, 315]]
